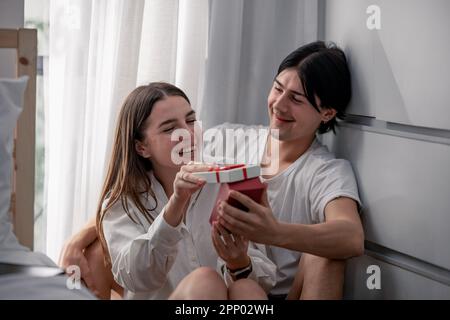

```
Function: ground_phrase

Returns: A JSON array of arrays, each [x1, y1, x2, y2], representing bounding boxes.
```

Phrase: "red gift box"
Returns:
[[209, 177, 266, 225]]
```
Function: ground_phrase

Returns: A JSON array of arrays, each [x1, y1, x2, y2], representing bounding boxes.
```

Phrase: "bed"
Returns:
[[0, 28, 37, 249]]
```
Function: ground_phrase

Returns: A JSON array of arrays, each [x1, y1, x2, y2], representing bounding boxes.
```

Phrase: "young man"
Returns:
[[171, 41, 364, 300], [60, 41, 363, 300]]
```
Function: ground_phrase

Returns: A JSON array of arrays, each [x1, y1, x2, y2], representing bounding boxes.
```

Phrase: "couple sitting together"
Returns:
[[60, 41, 364, 300]]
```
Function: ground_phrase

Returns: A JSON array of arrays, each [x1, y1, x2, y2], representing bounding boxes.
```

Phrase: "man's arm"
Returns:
[[63, 217, 98, 252], [218, 191, 364, 260], [275, 197, 364, 259], [59, 216, 99, 295]]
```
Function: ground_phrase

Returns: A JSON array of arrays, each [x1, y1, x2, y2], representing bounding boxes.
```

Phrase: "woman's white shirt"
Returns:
[[102, 172, 276, 299]]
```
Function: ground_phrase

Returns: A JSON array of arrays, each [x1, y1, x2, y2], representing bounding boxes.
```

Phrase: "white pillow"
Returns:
[[0, 76, 55, 266]]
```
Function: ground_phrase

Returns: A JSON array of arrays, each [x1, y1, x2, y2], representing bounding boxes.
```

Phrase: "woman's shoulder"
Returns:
[[101, 194, 157, 228], [102, 196, 134, 220]]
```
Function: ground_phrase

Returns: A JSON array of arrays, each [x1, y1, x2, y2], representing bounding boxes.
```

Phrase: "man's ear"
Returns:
[[320, 108, 337, 124], [135, 140, 151, 158]]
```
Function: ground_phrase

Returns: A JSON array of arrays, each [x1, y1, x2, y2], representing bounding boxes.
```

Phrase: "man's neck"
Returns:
[[262, 132, 316, 177]]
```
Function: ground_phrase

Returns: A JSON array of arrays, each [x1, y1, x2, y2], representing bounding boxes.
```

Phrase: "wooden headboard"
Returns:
[[0, 28, 37, 249]]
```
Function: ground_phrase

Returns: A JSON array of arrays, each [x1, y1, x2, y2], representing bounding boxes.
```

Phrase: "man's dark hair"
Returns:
[[277, 41, 351, 134]]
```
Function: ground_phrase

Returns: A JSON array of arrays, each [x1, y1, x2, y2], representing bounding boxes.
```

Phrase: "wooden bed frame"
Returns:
[[0, 28, 37, 249]]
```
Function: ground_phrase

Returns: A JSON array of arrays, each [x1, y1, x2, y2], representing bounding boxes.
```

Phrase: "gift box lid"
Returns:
[[193, 164, 260, 183]]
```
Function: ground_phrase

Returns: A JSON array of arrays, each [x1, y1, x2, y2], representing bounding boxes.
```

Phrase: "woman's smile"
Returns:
[[178, 144, 197, 156]]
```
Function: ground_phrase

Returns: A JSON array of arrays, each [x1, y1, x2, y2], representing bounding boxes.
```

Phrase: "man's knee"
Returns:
[[294, 254, 346, 300], [301, 253, 345, 274]]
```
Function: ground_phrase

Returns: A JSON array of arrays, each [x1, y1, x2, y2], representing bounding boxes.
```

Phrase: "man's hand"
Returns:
[[59, 234, 99, 296], [217, 189, 281, 245], [211, 221, 250, 271], [59, 217, 98, 295]]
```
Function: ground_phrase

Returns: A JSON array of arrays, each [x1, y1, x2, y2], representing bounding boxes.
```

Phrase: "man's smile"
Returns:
[[272, 112, 294, 123]]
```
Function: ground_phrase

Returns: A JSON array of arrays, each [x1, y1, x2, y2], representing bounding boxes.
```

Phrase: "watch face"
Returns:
[[228, 263, 253, 279]]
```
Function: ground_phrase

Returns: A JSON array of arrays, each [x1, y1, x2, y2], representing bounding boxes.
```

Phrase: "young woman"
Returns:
[[61, 82, 275, 299]]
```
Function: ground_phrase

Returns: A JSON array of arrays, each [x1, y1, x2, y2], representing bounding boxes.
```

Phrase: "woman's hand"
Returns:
[[165, 163, 217, 227], [173, 163, 215, 202], [211, 221, 250, 271]]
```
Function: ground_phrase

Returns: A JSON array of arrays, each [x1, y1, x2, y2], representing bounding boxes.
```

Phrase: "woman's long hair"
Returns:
[[96, 82, 190, 266]]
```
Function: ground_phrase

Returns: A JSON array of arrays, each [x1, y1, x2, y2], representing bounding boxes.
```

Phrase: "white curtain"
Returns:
[[46, 0, 208, 261], [199, 0, 318, 129]]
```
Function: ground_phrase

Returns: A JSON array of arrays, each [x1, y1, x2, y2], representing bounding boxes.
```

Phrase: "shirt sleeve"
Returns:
[[309, 159, 361, 223], [102, 200, 186, 293], [217, 241, 277, 293]]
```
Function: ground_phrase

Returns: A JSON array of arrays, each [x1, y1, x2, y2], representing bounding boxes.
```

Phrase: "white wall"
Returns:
[[0, 0, 24, 77], [324, 0, 450, 130], [321, 0, 450, 299]]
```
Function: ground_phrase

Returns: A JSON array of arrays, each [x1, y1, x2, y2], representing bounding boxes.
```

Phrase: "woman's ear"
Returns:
[[135, 140, 151, 158], [320, 108, 337, 124]]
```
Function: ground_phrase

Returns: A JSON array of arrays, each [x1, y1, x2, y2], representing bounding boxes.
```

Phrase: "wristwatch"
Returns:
[[226, 262, 253, 280]]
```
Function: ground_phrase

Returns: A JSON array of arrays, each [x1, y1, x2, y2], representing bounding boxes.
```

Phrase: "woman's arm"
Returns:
[[105, 164, 213, 293], [104, 206, 186, 293], [163, 192, 190, 227], [164, 163, 216, 226], [212, 222, 277, 293]]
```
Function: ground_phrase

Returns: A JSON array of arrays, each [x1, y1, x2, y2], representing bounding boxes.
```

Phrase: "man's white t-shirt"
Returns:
[[203, 123, 361, 295]]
